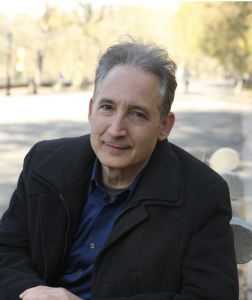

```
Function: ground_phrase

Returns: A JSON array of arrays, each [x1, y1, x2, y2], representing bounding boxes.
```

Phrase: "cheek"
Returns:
[[91, 117, 108, 135], [134, 132, 158, 154], [135, 124, 160, 143]]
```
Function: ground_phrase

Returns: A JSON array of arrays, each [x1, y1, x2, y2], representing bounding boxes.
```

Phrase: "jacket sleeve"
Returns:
[[93, 179, 239, 300], [0, 144, 47, 300]]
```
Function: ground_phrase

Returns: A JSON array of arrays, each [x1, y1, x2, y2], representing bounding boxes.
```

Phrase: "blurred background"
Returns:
[[1, 2, 252, 299], [0, 1, 252, 92]]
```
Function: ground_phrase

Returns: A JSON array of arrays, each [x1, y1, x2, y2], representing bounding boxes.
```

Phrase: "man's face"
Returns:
[[88, 65, 174, 176]]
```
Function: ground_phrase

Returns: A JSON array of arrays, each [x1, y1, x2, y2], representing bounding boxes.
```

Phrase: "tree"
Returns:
[[198, 2, 252, 75]]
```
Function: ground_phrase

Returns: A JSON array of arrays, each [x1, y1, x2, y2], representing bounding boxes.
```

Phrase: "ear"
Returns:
[[88, 97, 94, 124], [158, 112, 175, 141]]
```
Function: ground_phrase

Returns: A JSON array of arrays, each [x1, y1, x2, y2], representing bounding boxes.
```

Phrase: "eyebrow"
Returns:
[[98, 98, 116, 106]]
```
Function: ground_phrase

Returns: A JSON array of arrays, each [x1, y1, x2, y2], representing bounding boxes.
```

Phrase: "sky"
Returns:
[[0, 0, 177, 20]]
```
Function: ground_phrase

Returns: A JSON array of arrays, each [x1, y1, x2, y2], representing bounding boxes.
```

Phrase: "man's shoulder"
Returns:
[[34, 134, 90, 152], [169, 143, 230, 219], [170, 142, 222, 184], [24, 134, 92, 172]]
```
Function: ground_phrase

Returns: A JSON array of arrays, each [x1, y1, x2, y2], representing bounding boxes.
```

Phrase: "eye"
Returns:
[[133, 112, 145, 118], [101, 105, 112, 110]]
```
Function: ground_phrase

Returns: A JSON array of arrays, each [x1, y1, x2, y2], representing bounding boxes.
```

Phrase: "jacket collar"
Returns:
[[31, 135, 183, 206], [127, 138, 183, 207], [31, 135, 96, 193]]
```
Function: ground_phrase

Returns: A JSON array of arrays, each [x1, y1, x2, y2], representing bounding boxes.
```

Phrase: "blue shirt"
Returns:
[[58, 158, 144, 300]]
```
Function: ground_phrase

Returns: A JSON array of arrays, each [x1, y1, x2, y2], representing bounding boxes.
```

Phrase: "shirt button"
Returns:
[[77, 271, 82, 276], [105, 207, 110, 212], [90, 243, 95, 249]]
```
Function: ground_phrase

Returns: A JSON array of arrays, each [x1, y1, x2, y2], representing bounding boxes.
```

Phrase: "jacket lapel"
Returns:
[[102, 202, 148, 252], [127, 139, 184, 206]]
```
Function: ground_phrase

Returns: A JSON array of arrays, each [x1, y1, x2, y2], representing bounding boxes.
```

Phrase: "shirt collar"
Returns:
[[89, 157, 101, 194]]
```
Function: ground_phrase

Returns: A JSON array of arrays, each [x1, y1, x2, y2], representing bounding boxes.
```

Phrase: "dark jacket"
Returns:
[[0, 135, 239, 300]]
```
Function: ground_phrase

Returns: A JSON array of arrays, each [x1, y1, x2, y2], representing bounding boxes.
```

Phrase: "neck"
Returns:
[[100, 164, 146, 189]]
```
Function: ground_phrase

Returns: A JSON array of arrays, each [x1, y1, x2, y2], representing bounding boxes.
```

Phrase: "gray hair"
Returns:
[[93, 36, 177, 121]]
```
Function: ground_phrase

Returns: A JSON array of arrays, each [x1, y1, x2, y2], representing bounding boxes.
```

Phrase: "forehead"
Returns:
[[97, 65, 160, 106]]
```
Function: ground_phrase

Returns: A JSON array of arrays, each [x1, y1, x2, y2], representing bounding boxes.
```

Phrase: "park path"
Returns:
[[0, 80, 252, 299]]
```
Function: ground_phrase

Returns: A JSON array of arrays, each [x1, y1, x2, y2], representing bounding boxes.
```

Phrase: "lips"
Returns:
[[104, 143, 130, 152], [107, 143, 128, 148]]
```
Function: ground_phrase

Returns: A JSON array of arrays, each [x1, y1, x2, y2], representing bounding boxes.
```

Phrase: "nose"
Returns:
[[107, 114, 127, 138]]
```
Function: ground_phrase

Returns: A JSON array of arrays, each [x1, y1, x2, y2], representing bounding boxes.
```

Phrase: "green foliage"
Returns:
[[196, 2, 252, 75]]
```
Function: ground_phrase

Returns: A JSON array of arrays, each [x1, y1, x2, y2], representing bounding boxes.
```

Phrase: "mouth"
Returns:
[[104, 143, 130, 152]]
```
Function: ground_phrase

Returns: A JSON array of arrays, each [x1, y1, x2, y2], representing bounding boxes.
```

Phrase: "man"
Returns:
[[183, 70, 190, 93], [0, 38, 238, 300]]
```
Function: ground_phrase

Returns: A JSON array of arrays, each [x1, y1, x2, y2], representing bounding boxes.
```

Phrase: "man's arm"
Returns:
[[0, 178, 47, 299], [0, 144, 47, 300], [179, 179, 239, 299]]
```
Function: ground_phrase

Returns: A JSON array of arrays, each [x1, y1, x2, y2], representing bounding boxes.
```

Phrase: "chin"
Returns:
[[100, 159, 127, 170]]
